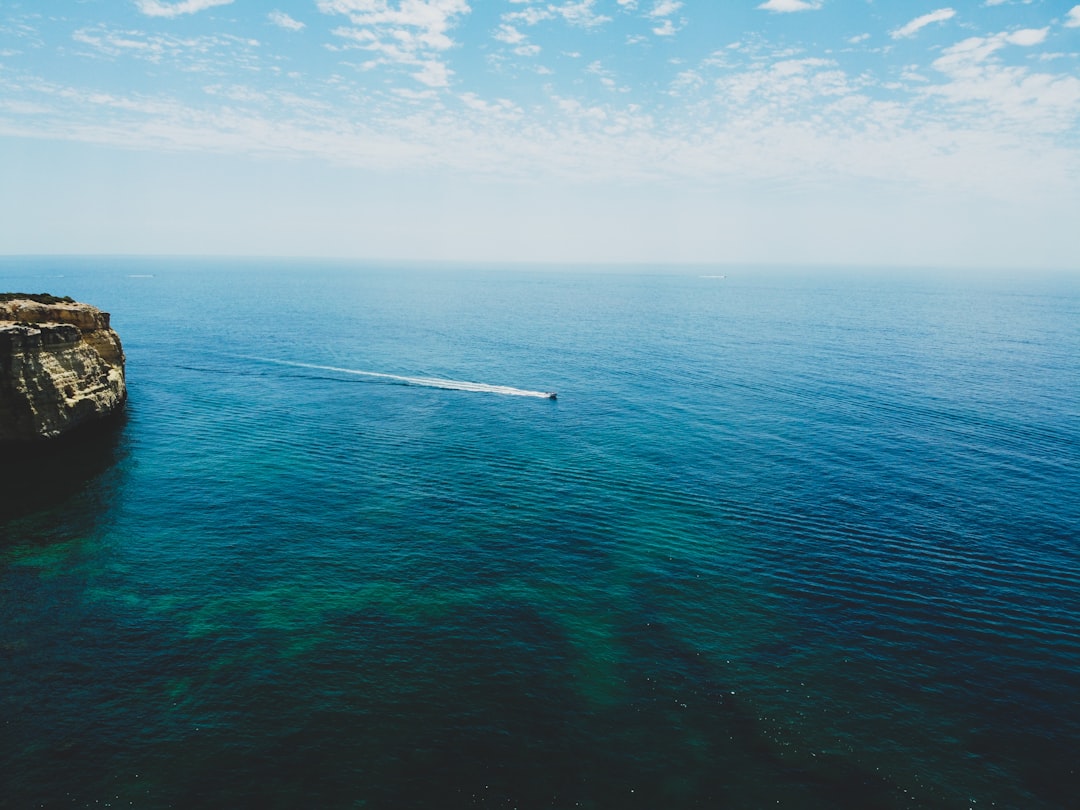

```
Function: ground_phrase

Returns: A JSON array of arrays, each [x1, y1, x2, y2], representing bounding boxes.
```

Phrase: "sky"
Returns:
[[1, 1, 1079, 268]]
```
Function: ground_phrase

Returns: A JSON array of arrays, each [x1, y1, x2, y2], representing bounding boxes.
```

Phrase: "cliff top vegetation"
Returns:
[[1, 293, 76, 305]]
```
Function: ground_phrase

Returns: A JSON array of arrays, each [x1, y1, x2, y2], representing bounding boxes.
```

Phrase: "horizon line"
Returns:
[[1, 253, 1077, 275]]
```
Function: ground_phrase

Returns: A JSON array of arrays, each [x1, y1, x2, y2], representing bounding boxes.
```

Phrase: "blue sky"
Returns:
[[1, 1, 1079, 267]]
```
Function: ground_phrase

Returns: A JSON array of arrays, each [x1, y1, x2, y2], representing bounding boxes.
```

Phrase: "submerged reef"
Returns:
[[0, 294, 126, 443]]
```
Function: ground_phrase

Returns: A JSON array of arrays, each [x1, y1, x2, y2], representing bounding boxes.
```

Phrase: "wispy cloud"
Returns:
[[891, 8, 956, 39], [492, 21, 544, 57], [648, 0, 683, 34], [72, 25, 260, 69], [134, 0, 234, 18], [494, 24, 527, 45], [649, 1, 683, 17], [411, 60, 449, 87], [459, 92, 522, 121], [652, 19, 677, 36], [757, 0, 823, 13], [2, 0, 1077, 264], [1065, 6, 1080, 28], [319, 0, 471, 88], [503, 6, 554, 27], [3, 41, 1076, 218], [551, 1, 611, 28], [923, 28, 1078, 133], [318, 0, 470, 49], [268, 11, 305, 32]]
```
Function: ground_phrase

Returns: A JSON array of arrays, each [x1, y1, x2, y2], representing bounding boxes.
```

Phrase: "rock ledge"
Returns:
[[0, 295, 127, 443]]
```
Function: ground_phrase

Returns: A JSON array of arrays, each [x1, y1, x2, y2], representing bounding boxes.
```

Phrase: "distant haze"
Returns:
[[1, 1, 1079, 269]]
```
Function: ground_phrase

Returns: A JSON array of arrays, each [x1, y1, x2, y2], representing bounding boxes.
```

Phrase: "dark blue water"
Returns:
[[2, 258, 1078, 808]]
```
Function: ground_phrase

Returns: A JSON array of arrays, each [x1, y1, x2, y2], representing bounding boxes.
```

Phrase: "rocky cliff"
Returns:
[[0, 295, 127, 443]]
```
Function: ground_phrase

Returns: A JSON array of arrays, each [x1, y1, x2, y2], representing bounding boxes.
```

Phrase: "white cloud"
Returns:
[[0, 0, 1071, 235], [848, 33, 870, 44], [586, 59, 618, 88], [891, 8, 956, 39], [503, 0, 609, 28], [413, 59, 450, 87], [494, 24, 526, 45], [923, 30, 1080, 134], [459, 92, 522, 120], [5, 42, 1078, 239], [1065, 6, 1080, 28], [494, 17, 546, 57], [653, 19, 677, 36], [1004, 27, 1047, 46], [134, 0, 233, 18], [670, 69, 703, 94], [319, 0, 470, 50], [647, 0, 682, 33], [320, 0, 470, 86], [268, 11, 305, 32], [649, 0, 682, 17], [203, 84, 268, 103], [932, 29, 1048, 75], [552, 1, 611, 28], [757, 0, 823, 12], [74, 28, 165, 60], [72, 26, 260, 67], [712, 57, 856, 110], [504, 6, 554, 26]]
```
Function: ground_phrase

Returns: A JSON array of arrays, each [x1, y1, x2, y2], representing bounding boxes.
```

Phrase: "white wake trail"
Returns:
[[246, 357, 556, 399]]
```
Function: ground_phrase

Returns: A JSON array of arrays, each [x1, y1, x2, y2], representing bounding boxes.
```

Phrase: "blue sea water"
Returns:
[[1, 257, 1078, 809]]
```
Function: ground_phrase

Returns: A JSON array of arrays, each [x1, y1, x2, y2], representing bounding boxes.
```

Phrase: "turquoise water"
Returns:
[[2, 258, 1078, 808]]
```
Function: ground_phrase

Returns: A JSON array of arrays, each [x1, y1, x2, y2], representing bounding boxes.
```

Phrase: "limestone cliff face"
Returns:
[[0, 297, 127, 442]]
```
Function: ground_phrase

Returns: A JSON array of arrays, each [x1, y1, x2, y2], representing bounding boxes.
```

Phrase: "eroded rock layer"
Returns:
[[0, 297, 127, 442]]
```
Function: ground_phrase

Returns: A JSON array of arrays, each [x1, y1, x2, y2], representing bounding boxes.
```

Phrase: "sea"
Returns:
[[1, 257, 1077, 809]]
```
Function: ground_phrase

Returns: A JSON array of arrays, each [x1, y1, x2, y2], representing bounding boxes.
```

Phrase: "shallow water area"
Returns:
[[1, 258, 1078, 808]]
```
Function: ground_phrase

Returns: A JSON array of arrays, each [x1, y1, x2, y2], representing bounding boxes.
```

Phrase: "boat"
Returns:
[[546, 392, 557, 399]]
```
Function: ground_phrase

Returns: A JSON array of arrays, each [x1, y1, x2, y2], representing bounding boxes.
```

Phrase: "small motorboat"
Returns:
[[546, 392, 558, 400]]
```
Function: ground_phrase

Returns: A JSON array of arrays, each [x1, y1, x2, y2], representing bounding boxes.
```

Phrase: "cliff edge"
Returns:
[[0, 294, 127, 443]]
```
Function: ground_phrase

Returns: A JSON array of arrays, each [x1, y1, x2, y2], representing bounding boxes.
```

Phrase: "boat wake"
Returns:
[[245, 357, 557, 399]]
